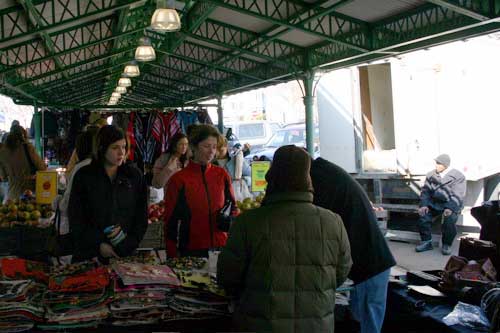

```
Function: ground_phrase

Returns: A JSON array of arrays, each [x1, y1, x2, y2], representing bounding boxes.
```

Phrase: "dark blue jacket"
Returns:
[[420, 168, 466, 213]]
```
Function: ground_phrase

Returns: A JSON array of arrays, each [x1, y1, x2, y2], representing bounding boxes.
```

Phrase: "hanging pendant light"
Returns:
[[150, 0, 181, 32], [135, 37, 156, 62], [123, 61, 140, 77], [115, 86, 127, 94], [111, 92, 121, 98], [118, 75, 132, 88]]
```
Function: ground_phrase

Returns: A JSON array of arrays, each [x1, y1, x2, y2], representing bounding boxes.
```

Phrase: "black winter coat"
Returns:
[[68, 160, 148, 262], [311, 158, 396, 284], [420, 168, 466, 213]]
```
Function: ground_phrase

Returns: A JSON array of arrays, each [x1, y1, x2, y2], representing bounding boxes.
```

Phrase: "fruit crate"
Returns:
[[139, 222, 164, 249]]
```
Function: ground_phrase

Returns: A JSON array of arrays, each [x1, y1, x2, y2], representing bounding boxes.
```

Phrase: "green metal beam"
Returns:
[[29, 61, 128, 95], [203, 0, 369, 51], [141, 0, 218, 95], [145, 62, 217, 84], [102, 4, 133, 103], [184, 18, 304, 69], [13, 47, 135, 87], [17, 0, 69, 80], [155, 46, 263, 82], [186, 0, 354, 87], [0, 0, 147, 45], [144, 69, 217, 93], [0, 27, 144, 75], [425, 0, 491, 21], [13, 102, 186, 109]]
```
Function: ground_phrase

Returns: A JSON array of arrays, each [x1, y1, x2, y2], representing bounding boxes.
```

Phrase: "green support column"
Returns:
[[33, 103, 42, 156], [303, 70, 315, 155], [217, 95, 224, 133]]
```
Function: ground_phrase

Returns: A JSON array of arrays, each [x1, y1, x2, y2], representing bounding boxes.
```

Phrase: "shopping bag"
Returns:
[[232, 179, 252, 202]]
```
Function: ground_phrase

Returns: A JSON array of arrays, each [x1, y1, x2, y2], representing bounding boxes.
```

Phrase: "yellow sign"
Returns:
[[251, 161, 271, 192], [35, 171, 58, 204]]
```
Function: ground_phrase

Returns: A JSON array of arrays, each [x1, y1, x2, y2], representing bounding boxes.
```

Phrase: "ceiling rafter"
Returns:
[[425, 0, 491, 21], [204, 0, 369, 51], [0, 0, 146, 45], [17, 0, 69, 80]]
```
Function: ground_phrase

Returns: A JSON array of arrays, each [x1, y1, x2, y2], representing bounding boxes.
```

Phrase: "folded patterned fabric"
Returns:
[[48, 266, 110, 292], [0, 280, 33, 301], [112, 263, 180, 286], [0, 258, 49, 284]]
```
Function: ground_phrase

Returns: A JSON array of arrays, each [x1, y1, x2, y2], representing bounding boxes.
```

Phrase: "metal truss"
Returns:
[[0, 0, 499, 107]]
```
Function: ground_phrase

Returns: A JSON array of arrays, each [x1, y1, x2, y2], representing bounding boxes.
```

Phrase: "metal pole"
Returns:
[[33, 102, 42, 156], [217, 95, 224, 133], [303, 70, 315, 155], [41, 107, 45, 159]]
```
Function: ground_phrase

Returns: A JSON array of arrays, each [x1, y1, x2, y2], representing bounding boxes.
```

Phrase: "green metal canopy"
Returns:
[[0, 0, 499, 109]]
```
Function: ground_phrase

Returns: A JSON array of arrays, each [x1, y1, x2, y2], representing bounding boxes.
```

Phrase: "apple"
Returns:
[[150, 217, 159, 223], [30, 211, 41, 220], [251, 202, 261, 209], [242, 203, 252, 211], [8, 204, 18, 213], [25, 204, 34, 212]]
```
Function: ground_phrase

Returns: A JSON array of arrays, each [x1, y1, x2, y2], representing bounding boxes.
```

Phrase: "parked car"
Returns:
[[246, 123, 319, 161], [224, 121, 281, 151]]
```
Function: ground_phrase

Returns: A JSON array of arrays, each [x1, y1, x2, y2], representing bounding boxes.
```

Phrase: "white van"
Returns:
[[224, 121, 281, 150]]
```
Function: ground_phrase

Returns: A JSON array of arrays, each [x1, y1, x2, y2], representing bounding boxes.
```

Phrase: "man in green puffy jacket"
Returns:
[[218, 145, 352, 333]]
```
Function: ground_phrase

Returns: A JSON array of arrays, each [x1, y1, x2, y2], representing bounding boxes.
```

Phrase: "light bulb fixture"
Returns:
[[123, 61, 140, 77], [118, 76, 132, 88], [115, 86, 127, 94], [150, 0, 181, 32], [108, 100, 117, 105], [135, 37, 156, 62], [115, 87, 127, 94], [109, 98, 119, 103], [111, 92, 121, 98]]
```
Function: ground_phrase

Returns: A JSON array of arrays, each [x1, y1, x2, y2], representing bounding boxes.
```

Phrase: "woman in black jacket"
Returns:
[[68, 125, 148, 262]]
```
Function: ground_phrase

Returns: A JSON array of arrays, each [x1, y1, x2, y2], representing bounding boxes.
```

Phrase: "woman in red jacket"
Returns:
[[164, 125, 237, 258]]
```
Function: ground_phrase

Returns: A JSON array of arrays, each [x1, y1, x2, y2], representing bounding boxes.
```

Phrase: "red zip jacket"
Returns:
[[164, 161, 237, 257]]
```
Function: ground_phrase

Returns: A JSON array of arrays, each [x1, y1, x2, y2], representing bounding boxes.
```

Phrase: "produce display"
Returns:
[[236, 192, 264, 212], [148, 200, 165, 224], [0, 190, 53, 228]]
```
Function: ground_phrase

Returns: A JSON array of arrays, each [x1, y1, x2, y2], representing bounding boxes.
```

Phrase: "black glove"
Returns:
[[216, 200, 234, 232]]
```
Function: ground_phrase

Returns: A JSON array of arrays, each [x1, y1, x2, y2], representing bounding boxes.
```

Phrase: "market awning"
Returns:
[[0, 0, 499, 109]]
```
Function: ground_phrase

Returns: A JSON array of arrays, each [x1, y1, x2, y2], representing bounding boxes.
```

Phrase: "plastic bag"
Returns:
[[232, 179, 252, 202], [443, 301, 490, 331]]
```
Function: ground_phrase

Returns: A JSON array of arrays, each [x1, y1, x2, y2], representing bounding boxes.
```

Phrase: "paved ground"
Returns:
[[387, 230, 480, 273]]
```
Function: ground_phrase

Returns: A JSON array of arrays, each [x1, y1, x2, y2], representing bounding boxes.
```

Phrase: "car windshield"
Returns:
[[266, 130, 287, 147]]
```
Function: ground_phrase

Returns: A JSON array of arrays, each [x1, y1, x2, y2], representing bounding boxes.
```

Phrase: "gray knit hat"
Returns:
[[434, 154, 451, 167]]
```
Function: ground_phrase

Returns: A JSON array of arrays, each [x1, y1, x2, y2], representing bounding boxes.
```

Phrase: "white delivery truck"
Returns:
[[317, 36, 500, 229]]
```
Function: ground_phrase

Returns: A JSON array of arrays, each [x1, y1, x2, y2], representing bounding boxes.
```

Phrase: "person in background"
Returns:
[[310, 157, 396, 333], [66, 120, 106, 176], [214, 136, 251, 201], [0, 125, 46, 201], [164, 124, 237, 258], [152, 133, 189, 194], [416, 154, 466, 255], [52, 127, 99, 264], [218, 145, 352, 333], [68, 125, 148, 263]]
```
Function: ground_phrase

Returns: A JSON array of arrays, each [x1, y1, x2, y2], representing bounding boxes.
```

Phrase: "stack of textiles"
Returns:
[[0, 280, 45, 332], [0, 258, 49, 284], [39, 261, 111, 330], [109, 262, 181, 326], [165, 257, 230, 319]]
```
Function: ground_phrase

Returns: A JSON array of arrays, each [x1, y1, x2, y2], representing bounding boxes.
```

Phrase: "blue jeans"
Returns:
[[350, 269, 390, 333]]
